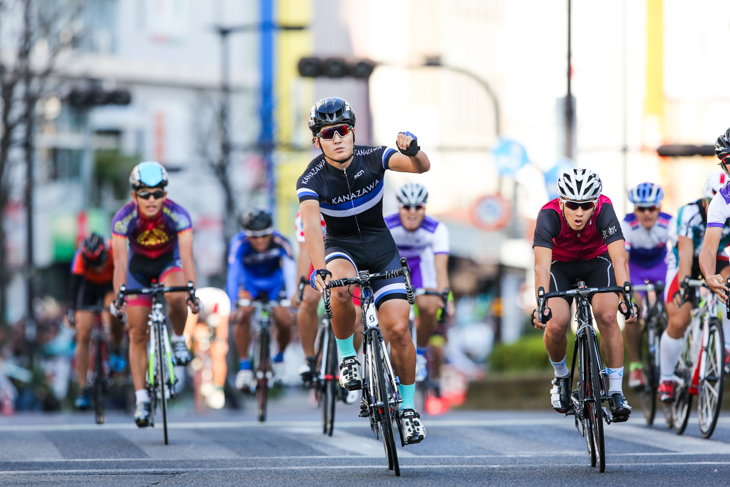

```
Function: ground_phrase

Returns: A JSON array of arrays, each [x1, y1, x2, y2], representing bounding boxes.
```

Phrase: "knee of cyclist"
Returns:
[[300, 295, 319, 313], [129, 329, 148, 347], [166, 294, 186, 311], [331, 290, 352, 306], [389, 322, 412, 346], [544, 327, 566, 346], [595, 310, 618, 328], [76, 330, 91, 345]]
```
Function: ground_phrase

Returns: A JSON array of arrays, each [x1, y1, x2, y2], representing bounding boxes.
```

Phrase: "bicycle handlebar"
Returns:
[[680, 276, 730, 315], [537, 281, 633, 325], [632, 281, 665, 293], [322, 258, 415, 319], [297, 276, 307, 303], [115, 281, 197, 316], [236, 298, 292, 309]]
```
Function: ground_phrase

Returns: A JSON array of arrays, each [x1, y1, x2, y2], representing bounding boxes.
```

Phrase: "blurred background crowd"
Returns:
[[0, 0, 728, 413]]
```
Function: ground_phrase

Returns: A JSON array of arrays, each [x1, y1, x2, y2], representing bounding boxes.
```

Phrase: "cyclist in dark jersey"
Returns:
[[531, 168, 636, 422], [111, 161, 199, 427], [297, 97, 429, 444]]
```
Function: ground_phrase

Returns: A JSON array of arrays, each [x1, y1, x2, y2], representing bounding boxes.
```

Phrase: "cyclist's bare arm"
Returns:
[[606, 239, 637, 323], [300, 200, 328, 291], [387, 143, 430, 174], [700, 227, 727, 302], [533, 246, 553, 330], [434, 253, 453, 314], [293, 241, 312, 306], [112, 236, 128, 297], [178, 230, 199, 312], [676, 235, 694, 302]]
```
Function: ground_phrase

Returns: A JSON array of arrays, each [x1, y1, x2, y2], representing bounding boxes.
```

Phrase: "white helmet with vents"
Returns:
[[396, 182, 429, 206], [703, 171, 728, 199], [557, 168, 602, 201]]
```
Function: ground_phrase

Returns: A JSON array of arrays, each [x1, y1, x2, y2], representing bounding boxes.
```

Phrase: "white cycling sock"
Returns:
[[660, 333, 683, 381], [605, 367, 624, 394], [171, 333, 185, 342], [550, 356, 570, 378], [135, 389, 150, 404]]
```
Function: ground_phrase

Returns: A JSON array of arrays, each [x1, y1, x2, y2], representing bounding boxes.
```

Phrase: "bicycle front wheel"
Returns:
[[672, 330, 693, 435], [323, 326, 337, 436], [698, 317, 725, 439], [372, 337, 400, 477], [257, 329, 271, 422], [586, 334, 605, 473], [94, 338, 106, 425], [639, 319, 657, 426], [156, 323, 170, 445]]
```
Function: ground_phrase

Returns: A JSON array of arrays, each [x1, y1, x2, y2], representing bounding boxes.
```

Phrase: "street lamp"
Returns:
[[422, 55, 501, 137]]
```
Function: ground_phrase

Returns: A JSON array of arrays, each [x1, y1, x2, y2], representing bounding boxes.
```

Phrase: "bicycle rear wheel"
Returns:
[[323, 326, 337, 436], [373, 337, 400, 476], [94, 338, 106, 425], [698, 318, 724, 439], [586, 334, 605, 473], [257, 330, 271, 422]]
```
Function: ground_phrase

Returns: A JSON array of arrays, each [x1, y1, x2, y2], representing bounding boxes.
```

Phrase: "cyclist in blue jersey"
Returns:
[[227, 208, 295, 391], [297, 97, 430, 444], [620, 182, 675, 389], [111, 161, 199, 427]]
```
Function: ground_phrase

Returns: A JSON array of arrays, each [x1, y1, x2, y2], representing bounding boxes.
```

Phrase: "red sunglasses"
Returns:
[[317, 125, 352, 141]]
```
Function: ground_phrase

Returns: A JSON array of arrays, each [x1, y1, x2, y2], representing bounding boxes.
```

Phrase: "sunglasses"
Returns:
[[636, 206, 658, 213], [136, 189, 165, 200], [563, 200, 595, 211], [401, 205, 424, 211], [317, 124, 352, 141]]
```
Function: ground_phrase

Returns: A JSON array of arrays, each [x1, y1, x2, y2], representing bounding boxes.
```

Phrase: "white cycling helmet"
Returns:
[[396, 182, 429, 206], [703, 171, 728, 199], [556, 168, 602, 201]]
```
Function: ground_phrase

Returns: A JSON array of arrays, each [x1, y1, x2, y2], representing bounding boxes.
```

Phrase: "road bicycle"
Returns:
[[297, 277, 343, 436], [117, 281, 196, 445], [408, 288, 449, 413], [236, 296, 291, 422], [323, 258, 415, 477], [632, 282, 672, 428], [671, 277, 729, 438], [538, 281, 633, 473]]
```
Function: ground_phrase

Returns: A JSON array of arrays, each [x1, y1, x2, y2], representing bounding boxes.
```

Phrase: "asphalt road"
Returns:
[[1, 389, 730, 486]]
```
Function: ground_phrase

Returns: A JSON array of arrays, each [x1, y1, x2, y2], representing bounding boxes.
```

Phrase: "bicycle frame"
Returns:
[[680, 280, 721, 396]]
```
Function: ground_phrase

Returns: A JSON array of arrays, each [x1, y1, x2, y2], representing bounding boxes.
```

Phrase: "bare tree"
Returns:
[[0, 0, 83, 326]]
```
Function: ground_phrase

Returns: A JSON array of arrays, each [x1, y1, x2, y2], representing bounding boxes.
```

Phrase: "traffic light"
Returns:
[[297, 57, 377, 80], [68, 87, 132, 108]]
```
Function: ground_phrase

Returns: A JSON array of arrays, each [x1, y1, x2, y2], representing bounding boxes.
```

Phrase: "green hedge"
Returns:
[[489, 332, 576, 373]]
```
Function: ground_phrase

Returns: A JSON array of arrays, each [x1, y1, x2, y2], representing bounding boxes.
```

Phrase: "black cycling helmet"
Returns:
[[715, 127, 730, 176], [308, 97, 356, 136], [240, 208, 273, 237], [80, 232, 109, 266]]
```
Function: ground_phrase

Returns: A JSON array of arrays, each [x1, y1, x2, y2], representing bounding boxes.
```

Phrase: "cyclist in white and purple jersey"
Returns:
[[385, 182, 451, 382], [620, 182, 675, 389], [699, 127, 730, 376]]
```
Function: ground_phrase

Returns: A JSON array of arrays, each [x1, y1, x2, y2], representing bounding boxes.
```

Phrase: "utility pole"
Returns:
[[565, 0, 574, 160]]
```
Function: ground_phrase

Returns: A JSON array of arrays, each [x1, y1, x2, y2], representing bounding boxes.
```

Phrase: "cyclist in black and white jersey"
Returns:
[[297, 97, 429, 444]]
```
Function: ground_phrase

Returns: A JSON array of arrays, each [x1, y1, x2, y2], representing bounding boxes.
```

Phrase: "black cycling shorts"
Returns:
[[325, 245, 407, 309], [76, 280, 114, 310], [549, 252, 617, 305]]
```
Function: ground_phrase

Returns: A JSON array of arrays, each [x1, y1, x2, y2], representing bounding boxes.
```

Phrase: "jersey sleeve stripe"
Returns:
[[707, 222, 724, 228], [382, 147, 396, 169], [297, 188, 319, 200]]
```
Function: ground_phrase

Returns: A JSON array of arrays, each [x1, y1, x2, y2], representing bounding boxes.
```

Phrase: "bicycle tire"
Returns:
[[373, 337, 400, 476], [156, 322, 170, 445], [323, 326, 337, 436], [639, 317, 657, 426], [587, 333, 606, 473], [257, 329, 270, 423], [698, 317, 724, 438], [672, 328, 693, 435], [577, 337, 595, 468], [94, 338, 106, 425]]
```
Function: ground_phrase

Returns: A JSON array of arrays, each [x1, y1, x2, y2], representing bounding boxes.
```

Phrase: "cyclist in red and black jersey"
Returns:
[[67, 233, 123, 410], [531, 168, 636, 422]]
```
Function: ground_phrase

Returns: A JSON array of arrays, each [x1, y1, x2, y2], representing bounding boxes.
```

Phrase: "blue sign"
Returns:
[[544, 159, 575, 200], [492, 138, 529, 177]]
